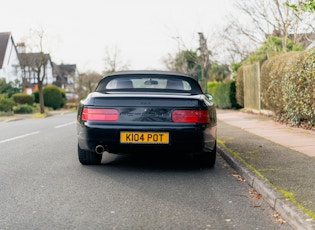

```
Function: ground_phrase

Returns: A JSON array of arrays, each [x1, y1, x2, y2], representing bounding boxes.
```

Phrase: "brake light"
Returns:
[[172, 110, 209, 123], [82, 108, 119, 121]]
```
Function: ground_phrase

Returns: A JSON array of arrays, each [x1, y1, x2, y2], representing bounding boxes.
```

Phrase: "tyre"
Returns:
[[194, 143, 217, 168], [78, 144, 102, 165]]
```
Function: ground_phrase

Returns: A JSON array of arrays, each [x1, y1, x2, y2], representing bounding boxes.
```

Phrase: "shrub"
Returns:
[[33, 90, 39, 103], [260, 52, 298, 115], [207, 81, 220, 98], [229, 81, 239, 108], [13, 104, 34, 114], [214, 81, 239, 109], [59, 88, 67, 108], [283, 48, 315, 126], [0, 94, 15, 112], [12, 93, 34, 105], [0, 78, 21, 97], [43, 85, 64, 110], [33, 85, 66, 110], [260, 47, 315, 128]]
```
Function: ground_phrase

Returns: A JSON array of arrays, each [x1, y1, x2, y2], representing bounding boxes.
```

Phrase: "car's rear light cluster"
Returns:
[[82, 108, 119, 121], [172, 110, 209, 123]]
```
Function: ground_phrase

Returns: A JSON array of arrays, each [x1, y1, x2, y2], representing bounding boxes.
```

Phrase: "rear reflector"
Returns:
[[82, 108, 119, 121], [172, 110, 209, 123]]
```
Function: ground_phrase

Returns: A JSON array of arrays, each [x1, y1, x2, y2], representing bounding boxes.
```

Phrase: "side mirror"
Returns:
[[205, 94, 213, 101]]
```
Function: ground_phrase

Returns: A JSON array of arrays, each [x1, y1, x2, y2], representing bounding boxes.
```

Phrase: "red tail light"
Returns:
[[82, 108, 119, 121], [172, 110, 209, 123]]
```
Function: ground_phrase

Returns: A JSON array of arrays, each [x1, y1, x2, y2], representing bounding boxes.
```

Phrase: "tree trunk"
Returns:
[[38, 82, 45, 114], [198, 32, 211, 93]]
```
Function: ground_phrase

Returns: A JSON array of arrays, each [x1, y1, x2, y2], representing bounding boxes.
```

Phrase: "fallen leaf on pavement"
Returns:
[[273, 212, 286, 225], [253, 192, 262, 199], [249, 188, 262, 199], [232, 172, 245, 182]]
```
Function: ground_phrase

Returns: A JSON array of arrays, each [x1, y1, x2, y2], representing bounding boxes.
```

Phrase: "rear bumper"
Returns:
[[77, 123, 216, 154]]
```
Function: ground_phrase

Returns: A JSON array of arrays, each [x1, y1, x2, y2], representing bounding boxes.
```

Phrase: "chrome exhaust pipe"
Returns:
[[95, 145, 105, 154]]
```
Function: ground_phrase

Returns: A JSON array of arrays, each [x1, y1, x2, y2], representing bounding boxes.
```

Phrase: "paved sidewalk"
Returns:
[[217, 109, 315, 229]]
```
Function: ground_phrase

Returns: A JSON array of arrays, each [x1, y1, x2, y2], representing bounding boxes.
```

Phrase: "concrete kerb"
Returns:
[[0, 110, 73, 123], [217, 144, 315, 230]]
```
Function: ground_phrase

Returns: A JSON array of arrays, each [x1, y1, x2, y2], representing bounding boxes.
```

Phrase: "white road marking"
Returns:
[[0, 131, 40, 144], [54, 121, 76, 129]]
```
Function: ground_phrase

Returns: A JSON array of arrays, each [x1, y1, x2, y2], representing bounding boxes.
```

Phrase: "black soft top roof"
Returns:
[[103, 70, 194, 78], [95, 70, 203, 94]]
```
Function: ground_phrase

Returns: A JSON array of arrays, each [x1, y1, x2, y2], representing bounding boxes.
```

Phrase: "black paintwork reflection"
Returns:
[[119, 108, 172, 122]]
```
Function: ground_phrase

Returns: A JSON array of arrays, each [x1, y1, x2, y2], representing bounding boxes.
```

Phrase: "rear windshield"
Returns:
[[96, 74, 202, 94]]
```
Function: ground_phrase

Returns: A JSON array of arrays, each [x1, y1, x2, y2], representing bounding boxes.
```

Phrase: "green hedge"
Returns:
[[207, 81, 220, 97], [33, 90, 39, 103], [12, 93, 34, 105], [283, 48, 315, 126], [261, 52, 298, 115], [13, 104, 34, 114], [207, 81, 239, 109], [260, 47, 315, 127]]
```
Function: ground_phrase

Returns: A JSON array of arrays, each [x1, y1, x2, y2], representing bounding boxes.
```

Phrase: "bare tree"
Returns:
[[164, 34, 212, 81], [163, 53, 176, 71], [164, 36, 201, 74], [103, 46, 129, 75], [213, 22, 259, 64], [77, 71, 102, 98], [19, 28, 51, 114], [197, 32, 212, 92], [164, 50, 200, 77], [219, 0, 315, 62]]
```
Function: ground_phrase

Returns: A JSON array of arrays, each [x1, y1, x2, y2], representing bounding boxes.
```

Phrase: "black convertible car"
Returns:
[[77, 71, 217, 167]]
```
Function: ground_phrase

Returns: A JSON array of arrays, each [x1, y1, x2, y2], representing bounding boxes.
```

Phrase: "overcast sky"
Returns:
[[1, 0, 233, 73]]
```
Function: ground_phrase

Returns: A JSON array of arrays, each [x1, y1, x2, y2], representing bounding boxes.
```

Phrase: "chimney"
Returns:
[[16, 42, 26, 53]]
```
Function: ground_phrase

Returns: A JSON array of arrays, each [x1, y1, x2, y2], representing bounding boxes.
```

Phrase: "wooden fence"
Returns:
[[243, 63, 262, 111]]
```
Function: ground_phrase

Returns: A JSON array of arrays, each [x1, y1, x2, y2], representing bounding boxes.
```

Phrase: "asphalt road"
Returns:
[[0, 112, 292, 229]]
